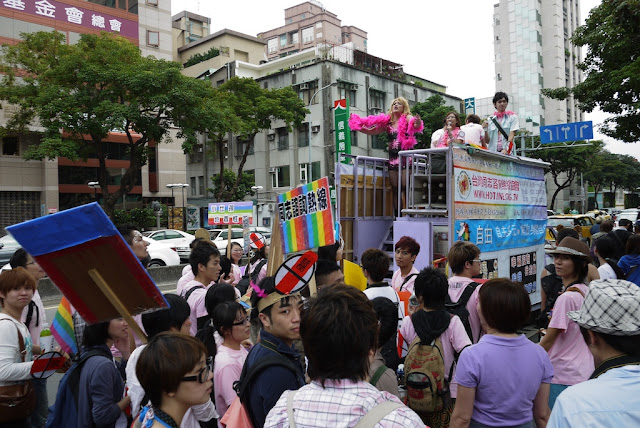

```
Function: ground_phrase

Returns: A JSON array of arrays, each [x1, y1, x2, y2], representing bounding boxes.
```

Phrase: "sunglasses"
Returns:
[[181, 356, 213, 384]]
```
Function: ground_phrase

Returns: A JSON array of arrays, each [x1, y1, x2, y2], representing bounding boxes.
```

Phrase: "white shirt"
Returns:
[[0, 314, 34, 386], [460, 123, 484, 146]]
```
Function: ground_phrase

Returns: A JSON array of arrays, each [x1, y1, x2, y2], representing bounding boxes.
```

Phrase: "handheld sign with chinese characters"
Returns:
[[274, 251, 318, 295], [7, 203, 168, 341], [208, 201, 253, 226], [277, 177, 335, 253]]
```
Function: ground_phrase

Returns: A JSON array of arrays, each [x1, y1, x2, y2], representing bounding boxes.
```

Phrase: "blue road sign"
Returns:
[[540, 121, 593, 144], [464, 97, 475, 114]]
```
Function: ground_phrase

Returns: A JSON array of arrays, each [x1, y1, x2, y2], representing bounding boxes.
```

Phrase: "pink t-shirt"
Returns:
[[391, 267, 419, 294], [230, 264, 241, 286], [177, 269, 195, 296], [214, 345, 248, 426], [183, 279, 209, 336], [400, 314, 472, 398], [547, 283, 594, 385], [448, 276, 483, 343]]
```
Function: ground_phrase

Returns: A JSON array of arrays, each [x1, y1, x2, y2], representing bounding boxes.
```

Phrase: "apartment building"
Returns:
[[258, 1, 367, 61], [0, 0, 184, 231]]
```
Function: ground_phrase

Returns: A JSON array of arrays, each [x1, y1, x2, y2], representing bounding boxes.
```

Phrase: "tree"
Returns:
[[205, 77, 307, 201], [0, 31, 216, 218], [583, 149, 620, 208], [210, 169, 256, 202], [541, 0, 640, 142], [535, 141, 603, 211], [411, 95, 460, 149]]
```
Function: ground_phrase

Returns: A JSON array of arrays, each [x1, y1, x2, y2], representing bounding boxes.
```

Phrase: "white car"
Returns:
[[143, 229, 194, 261], [143, 236, 181, 268], [209, 227, 272, 253]]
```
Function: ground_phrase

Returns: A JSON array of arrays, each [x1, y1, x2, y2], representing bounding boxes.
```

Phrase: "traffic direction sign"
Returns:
[[540, 121, 593, 144]]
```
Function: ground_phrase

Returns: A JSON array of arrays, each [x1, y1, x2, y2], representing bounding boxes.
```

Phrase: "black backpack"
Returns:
[[183, 284, 210, 331], [45, 348, 113, 428], [234, 350, 303, 425], [445, 282, 480, 342], [237, 259, 267, 295]]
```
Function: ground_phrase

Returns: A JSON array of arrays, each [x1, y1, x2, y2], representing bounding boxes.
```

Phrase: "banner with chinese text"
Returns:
[[277, 177, 335, 253], [334, 99, 351, 164], [452, 148, 547, 251], [208, 202, 253, 226]]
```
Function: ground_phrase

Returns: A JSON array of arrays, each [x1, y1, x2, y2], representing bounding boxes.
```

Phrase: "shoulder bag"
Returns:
[[0, 319, 36, 423]]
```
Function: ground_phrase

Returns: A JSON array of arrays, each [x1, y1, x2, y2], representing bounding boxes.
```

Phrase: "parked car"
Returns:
[[143, 229, 194, 261], [616, 208, 640, 228], [0, 234, 21, 266], [208, 227, 272, 253], [143, 236, 181, 268], [547, 210, 556, 217]]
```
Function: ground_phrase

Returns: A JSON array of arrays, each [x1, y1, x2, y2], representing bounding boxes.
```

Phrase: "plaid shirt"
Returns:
[[264, 379, 424, 428]]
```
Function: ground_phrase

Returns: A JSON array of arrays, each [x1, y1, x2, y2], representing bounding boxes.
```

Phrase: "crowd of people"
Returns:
[[1, 211, 640, 427]]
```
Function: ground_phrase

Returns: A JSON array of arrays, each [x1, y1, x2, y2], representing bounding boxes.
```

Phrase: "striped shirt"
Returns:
[[264, 379, 423, 427]]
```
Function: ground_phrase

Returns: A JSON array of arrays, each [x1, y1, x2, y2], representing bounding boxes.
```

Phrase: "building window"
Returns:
[[299, 162, 320, 183], [338, 83, 356, 107], [190, 177, 197, 196], [268, 38, 277, 53], [271, 166, 290, 188], [302, 27, 313, 43], [236, 137, 254, 157], [372, 134, 386, 150], [146, 0, 157, 5], [297, 81, 318, 105], [369, 89, 385, 113], [277, 127, 289, 150], [298, 123, 309, 147], [351, 130, 358, 147], [147, 30, 159, 47], [198, 176, 205, 195], [290, 31, 299, 44], [280, 34, 287, 47], [1, 136, 19, 156], [188, 144, 203, 164]]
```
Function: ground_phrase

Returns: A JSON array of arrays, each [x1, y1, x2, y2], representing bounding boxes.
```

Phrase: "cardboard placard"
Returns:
[[277, 177, 335, 253], [208, 201, 253, 226], [7, 203, 168, 335]]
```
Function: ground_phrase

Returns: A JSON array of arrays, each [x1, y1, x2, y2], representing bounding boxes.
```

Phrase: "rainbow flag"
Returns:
[[50, 297, 77, 356], [277, 177, 335, 253]]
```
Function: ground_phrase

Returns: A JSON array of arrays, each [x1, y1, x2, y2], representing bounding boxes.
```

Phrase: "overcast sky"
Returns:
[[171, 0, 638, 160]]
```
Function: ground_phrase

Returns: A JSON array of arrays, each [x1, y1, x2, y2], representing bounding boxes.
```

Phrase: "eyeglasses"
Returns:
[[232, 317, 250, 326], [132, 232, 144, 243], [181, 357, 213, 383], [470, 259, 482, 264]]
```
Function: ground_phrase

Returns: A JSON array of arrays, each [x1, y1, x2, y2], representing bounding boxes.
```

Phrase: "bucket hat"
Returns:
[[568, 279, 640, 336], [546, 236, 591, 261]]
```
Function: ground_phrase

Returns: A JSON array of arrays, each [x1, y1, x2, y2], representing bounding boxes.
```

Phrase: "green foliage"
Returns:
[[204, 77, 308, 199], [541, 0, 640, 142], [210, 168, 256, 202], [0, 31, 216, 218], [113, 206, 164, 229], [184, 47, 220, 68], [411, 95, 461, 149], [535, 141, 603, 210]]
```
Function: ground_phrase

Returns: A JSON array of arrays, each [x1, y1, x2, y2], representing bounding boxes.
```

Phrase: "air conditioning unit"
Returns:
[[197, 147, 203, 153], [350, 84, 358, 90], [311, 125, 320, 133], [223, 143, 228, 148], [299, 83, 309, 90], [267, 203, 275, 212], [269, 167, 278, 173], [267, 134, 276, 141]]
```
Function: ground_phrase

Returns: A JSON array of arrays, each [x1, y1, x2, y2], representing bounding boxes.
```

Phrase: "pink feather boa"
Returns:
[[348, 113, 424, 151]]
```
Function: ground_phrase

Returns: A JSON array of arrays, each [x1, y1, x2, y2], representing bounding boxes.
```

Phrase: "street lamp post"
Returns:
[[307, 82, 337, 184], [88, 181, 100, 204], [251, 185, 264, 226], [166, 184, 176, 229]]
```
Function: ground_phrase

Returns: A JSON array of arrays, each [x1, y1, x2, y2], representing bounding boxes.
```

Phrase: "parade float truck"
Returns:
[[336, 145, 548, 308]]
